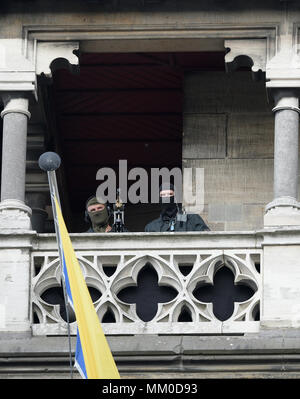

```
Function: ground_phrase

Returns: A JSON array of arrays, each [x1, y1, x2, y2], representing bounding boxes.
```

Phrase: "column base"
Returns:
[[264, 197, 300, 227], [0, 199, 32, 230]]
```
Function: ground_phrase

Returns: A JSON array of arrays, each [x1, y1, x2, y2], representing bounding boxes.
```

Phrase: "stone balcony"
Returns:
[[2, 228, 300, 378], [31, 231, 262, 337]]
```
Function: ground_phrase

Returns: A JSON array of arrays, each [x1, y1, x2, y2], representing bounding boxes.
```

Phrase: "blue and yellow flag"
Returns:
[[54, 196, 120, 379]]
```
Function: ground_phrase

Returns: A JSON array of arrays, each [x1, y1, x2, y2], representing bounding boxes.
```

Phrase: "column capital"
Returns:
[[0, 92, 31, 119], [270, 89, 300, 114], [269, 87, 300, 100]]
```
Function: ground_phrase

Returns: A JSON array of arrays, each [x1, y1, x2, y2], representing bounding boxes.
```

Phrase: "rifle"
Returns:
[[111, 188, 126, 232]]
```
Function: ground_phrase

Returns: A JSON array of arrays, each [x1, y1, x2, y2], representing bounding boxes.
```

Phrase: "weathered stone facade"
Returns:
[[1, 0, 300, 379]]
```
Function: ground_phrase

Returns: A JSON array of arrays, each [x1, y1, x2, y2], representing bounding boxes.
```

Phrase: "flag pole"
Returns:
[[38, 152, 74, 379]]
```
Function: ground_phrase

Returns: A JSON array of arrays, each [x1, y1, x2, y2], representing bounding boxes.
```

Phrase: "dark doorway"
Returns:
[[50, 51, 225, 232]]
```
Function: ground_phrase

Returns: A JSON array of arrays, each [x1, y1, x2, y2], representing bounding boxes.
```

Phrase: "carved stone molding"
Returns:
[[35, 42, 79, 77], [225, 38, 269, 79], [23, 23, 278, 41], [0, 38, 79, 97]]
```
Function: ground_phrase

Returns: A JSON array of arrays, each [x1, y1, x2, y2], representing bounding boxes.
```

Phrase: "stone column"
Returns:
[[0, 93, 32, 229], [0, 93, 34, 335], [264, 89, 300, 226], [262, 89, 300, 329]]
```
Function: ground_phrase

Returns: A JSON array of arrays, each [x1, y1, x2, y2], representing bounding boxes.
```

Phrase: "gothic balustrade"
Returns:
[[31, 232, 262, 336]]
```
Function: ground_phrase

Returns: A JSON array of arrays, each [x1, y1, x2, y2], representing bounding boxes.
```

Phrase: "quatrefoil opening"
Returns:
[[193, 264, 255, 322], [117, 263, 178, 322], [37, 285, 102, 323]]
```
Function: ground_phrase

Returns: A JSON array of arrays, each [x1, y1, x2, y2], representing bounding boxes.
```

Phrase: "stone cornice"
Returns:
[[3, 21, 300, 96], [23, 23, 278, 39], [23, 23, 277, 89]]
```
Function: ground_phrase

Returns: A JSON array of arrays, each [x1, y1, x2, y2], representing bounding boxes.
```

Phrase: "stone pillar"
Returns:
[[262, 89, 300, 329], [264, 89, 300, 226], [273, 91, 299, 199], [0, 94, 35, 335], [0, 93, 32, 229]]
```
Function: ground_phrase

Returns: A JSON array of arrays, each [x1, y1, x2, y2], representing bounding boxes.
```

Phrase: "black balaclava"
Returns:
[[159, 183, 178, 220], [86, 197, 110, 232]]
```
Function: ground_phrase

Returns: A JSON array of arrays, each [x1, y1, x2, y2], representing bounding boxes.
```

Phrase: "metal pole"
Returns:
[[48, 170, 74, 379], [38, 152, 74, 379]]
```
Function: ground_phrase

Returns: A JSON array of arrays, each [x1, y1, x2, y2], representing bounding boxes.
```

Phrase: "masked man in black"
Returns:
[[85, 196, 112, 233], [144, 183, 209, 232], [85, 196, 129, 232]]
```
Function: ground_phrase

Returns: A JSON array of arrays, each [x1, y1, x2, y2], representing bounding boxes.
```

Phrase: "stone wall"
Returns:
[[183, 70, 300, 231], [0, 1, 284, 40], [2, 332, 300, 379]]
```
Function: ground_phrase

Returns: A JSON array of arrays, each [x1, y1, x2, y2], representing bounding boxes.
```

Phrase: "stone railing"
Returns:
[[31, 231, 262, 336]]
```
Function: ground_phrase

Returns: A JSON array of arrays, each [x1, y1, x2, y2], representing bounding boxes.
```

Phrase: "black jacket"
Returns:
[[145, 213, 209, 232]]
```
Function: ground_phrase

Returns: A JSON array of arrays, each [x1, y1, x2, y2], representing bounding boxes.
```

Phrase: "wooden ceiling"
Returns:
[[52, 51, 225, 212]]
